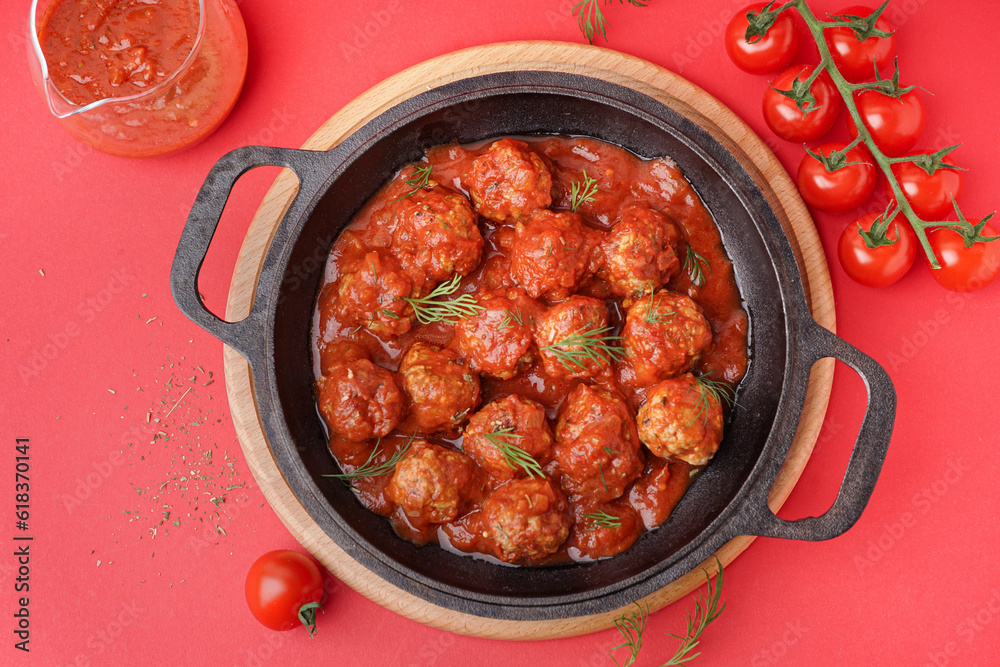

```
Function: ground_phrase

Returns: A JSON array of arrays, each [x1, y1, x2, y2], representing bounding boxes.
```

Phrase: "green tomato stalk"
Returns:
[[573, 0, 997, 269], [749, 0, 996, 268]]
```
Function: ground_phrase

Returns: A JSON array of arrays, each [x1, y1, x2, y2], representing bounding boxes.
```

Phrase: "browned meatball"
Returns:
[[509, 209, 600, 301], [637, 374, 724, 466], [623, 290, 713, 387], [463, 138, 553, 222], [331, 251, 417, 337], [385, 441, 478, 524], [534, 295, 615, 379], [463, 395, 554, 481], [398, 342, 480, 435], [317, 359, 404, 442], [600, 204, 682, 299], [453, 288, 538, 379], [481, 478, 571, 563], [566, 502, 643, 560], [553, 384, 644, 503], [391, 185, 483, 286], [318, 338, 369, 377]]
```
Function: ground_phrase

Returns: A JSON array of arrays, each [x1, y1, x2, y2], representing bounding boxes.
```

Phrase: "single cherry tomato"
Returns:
[[245, 550, 325, 635], [926, 221, 1000, 292], [886, 159, 963, 220], [797, 142, 877, 213], [763, 66, 841, 142], [847, 89, 925, 157], [824, 5, 896, 82], [838, 212, 916, 287], [725, 3, 801, 74]]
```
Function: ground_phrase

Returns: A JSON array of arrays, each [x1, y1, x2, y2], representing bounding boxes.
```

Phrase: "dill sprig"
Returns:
[[574, 0, 648, 45], [687, 375, 738, 428], [581, 510, 623, 530], [540, 325, 627, 371], [484, 427, 545, 479], [323, 435, 414, 483], [570, 169, 599, 211], [644, 290, 677, 324], [608, 602, 648, 667], [683, 246, 710, 288], [497, 307, 524, 331], [391, 164, 433, 202], [598, 464, 609, 494], [606, 558, 726, 667], [661, 558, 726, 666], [403, 275, 484, 324]]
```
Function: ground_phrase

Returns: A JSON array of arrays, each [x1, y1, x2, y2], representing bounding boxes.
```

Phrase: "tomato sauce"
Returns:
[[313, 135, 749, 565], [35, 0, 247, 156]]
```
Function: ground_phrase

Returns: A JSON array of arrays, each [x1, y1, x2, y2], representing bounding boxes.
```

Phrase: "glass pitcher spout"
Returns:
[[29, 0, 209, 121], [27, 0, 247, 158]]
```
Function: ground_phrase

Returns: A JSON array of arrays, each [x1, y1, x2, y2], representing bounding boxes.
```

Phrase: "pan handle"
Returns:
[[728, 321, 896, 541], [170, 145, 328, 358]]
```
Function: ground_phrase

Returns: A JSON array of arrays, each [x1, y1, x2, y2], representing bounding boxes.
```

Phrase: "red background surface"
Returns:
[[3, 1, 999, 665]]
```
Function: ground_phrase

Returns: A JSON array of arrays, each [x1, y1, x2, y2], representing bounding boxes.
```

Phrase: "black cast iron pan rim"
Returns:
[[170, 69, 895, 621]]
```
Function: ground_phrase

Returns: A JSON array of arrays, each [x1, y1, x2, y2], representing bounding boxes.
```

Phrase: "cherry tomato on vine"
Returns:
[[847, 89, 925, 157], [886, 159, 963, 220], [797, 142, 877, 213], [838, 212, 916, 287], [725, 3, 801, 74], [246, 550, 325, 635], [763, 66, 841, 142], [926, 221, 1000, 292], [825, 5, 896, 82]]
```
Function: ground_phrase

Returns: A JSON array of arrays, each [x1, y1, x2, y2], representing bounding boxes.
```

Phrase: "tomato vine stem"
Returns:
[[786, 0, 975, 269]]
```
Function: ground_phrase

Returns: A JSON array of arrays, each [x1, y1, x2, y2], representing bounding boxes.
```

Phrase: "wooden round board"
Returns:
[[223, 41, 836, 640]]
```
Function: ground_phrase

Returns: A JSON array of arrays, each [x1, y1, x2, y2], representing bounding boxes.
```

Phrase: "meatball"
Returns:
[[463, 138, 553, 222], [534, 295, 615, 379], [553, 384, 644, 503], [391, 185, 484, 285], [481, 478, 571, 563], [600, 204, 682, 299], [463, 395, 554, 481], [331, 251, 417, 337], [317, 359, 404, 442], [566, 502, 643, 561], [385, 441, 479, 524], [510, 209, 600, 301], [398, 342, 480, 435], [453, 288, 538, 379], [623, 290, 713, 387], [318, 338, 369, 376], [636, 374, 724, 466]]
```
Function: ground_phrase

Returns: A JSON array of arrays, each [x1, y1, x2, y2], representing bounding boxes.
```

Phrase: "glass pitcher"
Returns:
[[28, 0, 248, 158]]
